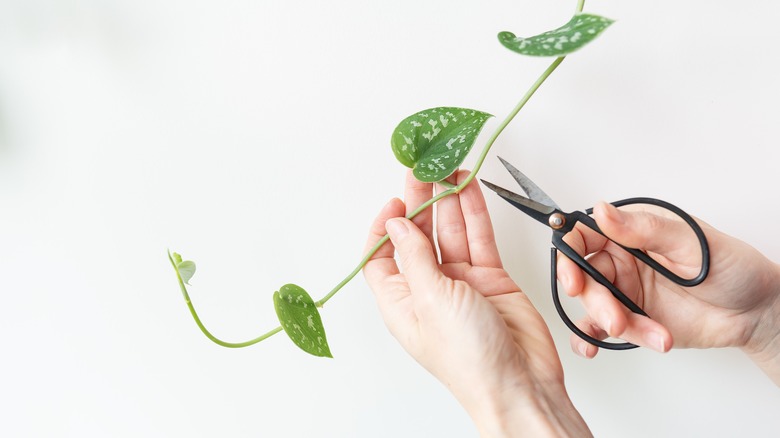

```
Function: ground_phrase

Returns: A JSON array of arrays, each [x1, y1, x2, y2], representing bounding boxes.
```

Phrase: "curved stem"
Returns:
[[177, 0, 587, 348], [186, 300, 282, 348], [169, 251, 282, 347]]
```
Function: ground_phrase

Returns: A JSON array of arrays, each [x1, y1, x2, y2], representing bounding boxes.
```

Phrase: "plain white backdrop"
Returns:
[[1, 0, 779, 436]]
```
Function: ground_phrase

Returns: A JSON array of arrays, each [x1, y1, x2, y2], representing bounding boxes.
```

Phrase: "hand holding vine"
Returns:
[[364, 170, 591, 436]]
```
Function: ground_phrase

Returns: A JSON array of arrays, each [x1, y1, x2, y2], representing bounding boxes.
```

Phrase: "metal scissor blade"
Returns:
[[480, 179, 556, 226], [497, 156, 560, 211]]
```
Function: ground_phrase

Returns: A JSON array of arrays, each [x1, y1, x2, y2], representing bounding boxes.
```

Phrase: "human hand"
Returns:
[[363, 170, 591, 436], [558, 201, 780, 384]]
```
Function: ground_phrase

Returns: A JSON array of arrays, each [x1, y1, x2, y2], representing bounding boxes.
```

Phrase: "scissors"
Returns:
[[480, 157, 710, 350]]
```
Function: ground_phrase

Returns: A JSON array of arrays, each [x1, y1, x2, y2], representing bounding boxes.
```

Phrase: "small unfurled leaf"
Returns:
[[177, 261, 196, 285], [391, 107, 492, 183], [498, 13, 614, 57], [273, 284, 332, 358], [169, 251, 196, 285]]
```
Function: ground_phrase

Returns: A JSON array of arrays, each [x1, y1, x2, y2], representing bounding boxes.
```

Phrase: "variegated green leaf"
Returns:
[[498, 13, 614, 57], [273, 284, 332, 358], [391, 107, 492, 183]]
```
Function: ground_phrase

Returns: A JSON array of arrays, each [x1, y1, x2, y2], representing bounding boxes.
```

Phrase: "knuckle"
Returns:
[[438, 221, 466, 237]]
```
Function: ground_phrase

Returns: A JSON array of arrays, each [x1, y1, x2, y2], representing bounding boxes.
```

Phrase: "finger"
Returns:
[[573, 255, 628, 339], [363, 198, 406, 287], [618, 311, 674, 353], [570, 318, 608, 358], [592, 201, 703, 272], [404, 170, 435, 250], [570, 314, 673, 356], [577, 308, 674, 353], [562, 221, 610, 258], [573, 252, 673, 353], [556, 252, 586, 298], [385, 217, 444, 296], [557, 222, 611, 297], [457, 171, 503, 268], [435, 170, 470, 264], [558, 237, 641, 298]]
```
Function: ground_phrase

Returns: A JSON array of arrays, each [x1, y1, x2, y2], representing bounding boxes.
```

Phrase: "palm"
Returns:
[[446, 262, 563, 379], [380, 263, 563, 386]]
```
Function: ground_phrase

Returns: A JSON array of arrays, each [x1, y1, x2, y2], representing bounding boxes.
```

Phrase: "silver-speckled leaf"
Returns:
[[498, 13, 614, 57], [391, 107, 492, 183], [273, 284, 332, 358]]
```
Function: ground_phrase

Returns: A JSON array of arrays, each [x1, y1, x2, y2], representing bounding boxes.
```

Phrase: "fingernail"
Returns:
[[578, 342, 589, 358], [386, 218, 409, 240], [646, 331, 666, 353]]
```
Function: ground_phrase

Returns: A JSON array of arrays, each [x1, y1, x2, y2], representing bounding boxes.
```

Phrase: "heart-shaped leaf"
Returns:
[[170, 251, 196, 285], [498, 13, 614, 57], [391, 107, 492, 183], [177, 261, 196, 285], [273, 284, 332, 358]]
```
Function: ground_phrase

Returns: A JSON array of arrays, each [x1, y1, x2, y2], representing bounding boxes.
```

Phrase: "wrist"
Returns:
[[464, 379, 591, 437], [742, 262, 780, 386]]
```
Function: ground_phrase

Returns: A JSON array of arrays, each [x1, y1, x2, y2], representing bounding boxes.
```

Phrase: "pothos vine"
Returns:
[[168, 0, 613, 357]]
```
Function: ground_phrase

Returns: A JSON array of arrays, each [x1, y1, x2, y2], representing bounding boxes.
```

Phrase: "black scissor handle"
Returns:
[[584, 197, 711, 287], [550, 197, 711, 350], [550, 248, 638, 350]]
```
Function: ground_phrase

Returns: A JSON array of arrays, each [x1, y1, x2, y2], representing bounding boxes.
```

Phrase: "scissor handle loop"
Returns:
[[550, 248, 638, 350], [582, 197, 711, 287], [550, 197, 710, 350]]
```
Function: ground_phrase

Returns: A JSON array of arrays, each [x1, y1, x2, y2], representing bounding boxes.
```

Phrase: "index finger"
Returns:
[[363, 198, 405, 287]]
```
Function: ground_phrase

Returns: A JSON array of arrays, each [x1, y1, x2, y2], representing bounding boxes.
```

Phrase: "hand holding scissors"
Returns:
[[482, 157, 711, 350]]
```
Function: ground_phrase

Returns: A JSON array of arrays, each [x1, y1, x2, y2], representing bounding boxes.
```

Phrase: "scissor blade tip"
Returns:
[[479, 179, 497, 189]]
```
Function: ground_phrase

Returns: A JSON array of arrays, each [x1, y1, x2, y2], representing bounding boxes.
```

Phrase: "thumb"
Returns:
[[592, 201, 702, 264], [385, 217, 444, 294]]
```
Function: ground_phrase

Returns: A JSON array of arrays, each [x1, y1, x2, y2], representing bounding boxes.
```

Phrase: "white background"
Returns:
[[1, 0, 779, 436]]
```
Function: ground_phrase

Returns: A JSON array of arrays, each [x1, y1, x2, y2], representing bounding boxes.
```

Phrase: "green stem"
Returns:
[[320, 54, 568, 305], [437, 180, 457, 190], [319, 60, 571, 320], [169, 251, 282, 348], [318, 183, 459, 306], [463, 57, 564, 187], [177, 0, 586, 348]]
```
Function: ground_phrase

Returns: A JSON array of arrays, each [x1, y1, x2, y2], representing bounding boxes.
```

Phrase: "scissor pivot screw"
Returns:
[[549, 213, 566, 230]]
